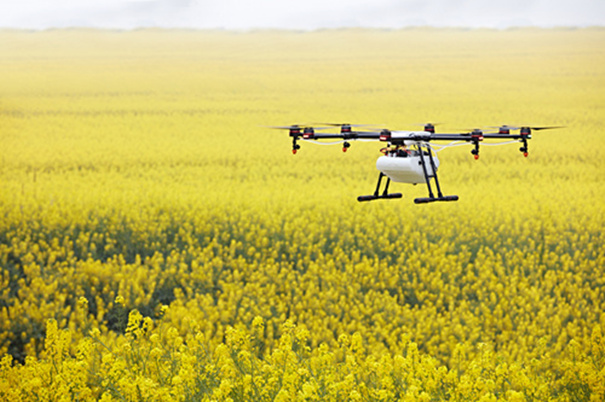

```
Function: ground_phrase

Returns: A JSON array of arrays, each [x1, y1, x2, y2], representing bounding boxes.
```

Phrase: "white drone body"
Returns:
[[376, 131, 439, 184], [376, 152, 439, 184]]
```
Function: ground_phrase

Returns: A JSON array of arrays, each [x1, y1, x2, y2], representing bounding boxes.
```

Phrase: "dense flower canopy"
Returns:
[[0, 28, 604, 400]]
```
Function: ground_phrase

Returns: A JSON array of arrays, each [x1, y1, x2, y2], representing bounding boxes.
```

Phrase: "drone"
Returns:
[[270, 123, 562, 204]]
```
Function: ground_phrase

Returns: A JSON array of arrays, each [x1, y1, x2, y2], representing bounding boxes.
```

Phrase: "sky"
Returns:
[[1, 0, 604, 30]]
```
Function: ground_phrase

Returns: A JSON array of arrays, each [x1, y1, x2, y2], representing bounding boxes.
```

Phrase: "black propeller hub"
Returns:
[[303, 127, 315, 139], [471, 129, 484, 140]]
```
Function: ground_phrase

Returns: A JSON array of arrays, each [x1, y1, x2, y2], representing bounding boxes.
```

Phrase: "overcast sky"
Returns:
[[1, 0, 603, 30]]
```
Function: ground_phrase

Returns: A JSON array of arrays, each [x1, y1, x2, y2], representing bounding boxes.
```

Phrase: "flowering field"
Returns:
[[0, 28, 604, 400]]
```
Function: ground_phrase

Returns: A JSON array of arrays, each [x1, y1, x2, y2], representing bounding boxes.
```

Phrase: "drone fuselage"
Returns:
[[376, 151, 439, 184], [388, 131, 432, 144]]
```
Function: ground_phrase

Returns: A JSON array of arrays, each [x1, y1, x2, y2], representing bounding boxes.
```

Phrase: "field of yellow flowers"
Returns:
[[0, 28, 604, 400]]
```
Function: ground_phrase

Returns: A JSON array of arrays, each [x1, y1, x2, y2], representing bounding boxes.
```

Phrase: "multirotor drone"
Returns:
[[270, 123, 562, 204]]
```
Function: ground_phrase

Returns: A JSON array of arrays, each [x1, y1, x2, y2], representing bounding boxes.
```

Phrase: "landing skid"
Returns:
[[358, 193, 402, 202], [414, 195, 459, 204], [357, 172, 402, 202]]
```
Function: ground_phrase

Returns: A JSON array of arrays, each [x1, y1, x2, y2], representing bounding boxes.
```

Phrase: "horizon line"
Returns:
[[1, 25, 604, 33]]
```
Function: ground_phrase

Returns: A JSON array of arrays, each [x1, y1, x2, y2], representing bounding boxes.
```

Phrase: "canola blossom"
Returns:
[[0, 28, 604, 400]]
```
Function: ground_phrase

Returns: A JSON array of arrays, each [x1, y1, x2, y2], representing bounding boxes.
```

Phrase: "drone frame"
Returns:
[[271, 123, 560, 203]]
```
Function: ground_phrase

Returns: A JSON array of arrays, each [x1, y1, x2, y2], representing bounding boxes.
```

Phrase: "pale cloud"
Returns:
[[0, 0, 603, 30]]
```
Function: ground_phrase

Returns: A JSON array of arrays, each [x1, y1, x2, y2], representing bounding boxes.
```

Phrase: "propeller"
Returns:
[[313, 123, 382, 147], [266, 125, 313, 154], [413, 122, 442, 133], [266, 124, 332, 131], [315, 123, 381, 132], [450, 128, 486, 136], [314, 123, 378, 128], [486, 125, 564, 157], [488, 125, 565, 134], [266, 124, 307, 130], [455, 126, 487, 132], [530, 126, 565, 131]]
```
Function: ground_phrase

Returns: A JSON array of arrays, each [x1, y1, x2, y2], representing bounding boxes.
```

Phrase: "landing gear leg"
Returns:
[[357, 172, 403, 202], [414, 145, 459, 204]]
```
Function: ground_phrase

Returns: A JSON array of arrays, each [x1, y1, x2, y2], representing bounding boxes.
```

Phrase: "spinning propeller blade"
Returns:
[[266, 124, 333, 131], [413, 122, 442, 126], [315, 123, 378, 128], [266, 124, 308, 130], [488, 124, 565, 131], [529, 126, 565, 131]]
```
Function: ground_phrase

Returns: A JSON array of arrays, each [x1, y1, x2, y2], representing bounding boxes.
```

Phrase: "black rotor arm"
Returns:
[[309, 131, 382, 141]]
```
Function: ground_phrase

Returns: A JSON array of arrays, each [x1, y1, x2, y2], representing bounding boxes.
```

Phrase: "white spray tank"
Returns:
[[375, 151, 439, 184]]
